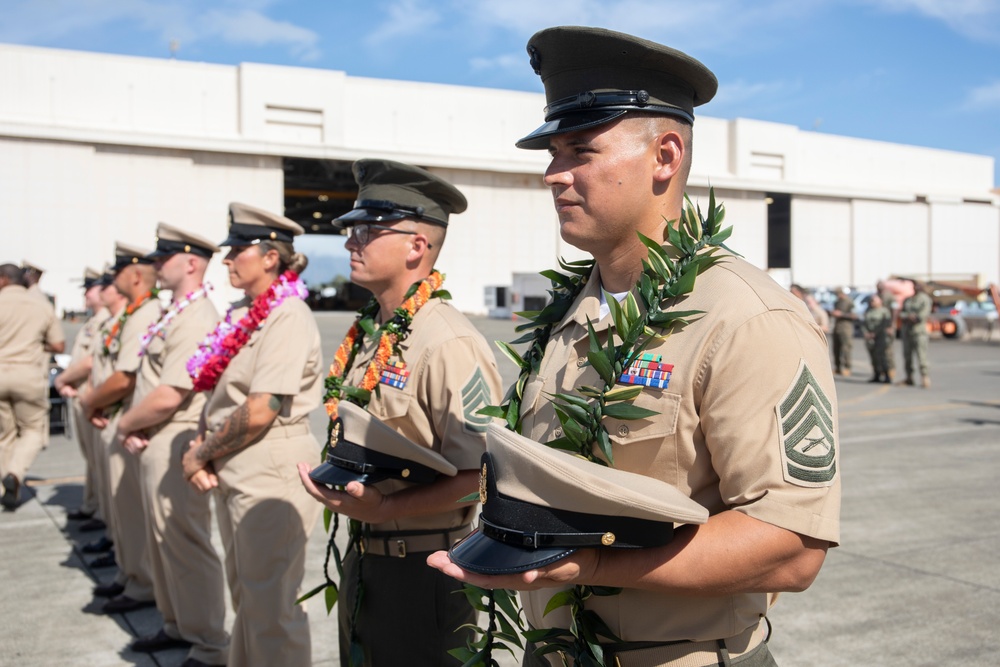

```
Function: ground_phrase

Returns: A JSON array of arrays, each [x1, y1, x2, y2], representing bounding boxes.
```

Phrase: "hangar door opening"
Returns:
[[283, 157, 357, 234], [767, 192, 791, 269]]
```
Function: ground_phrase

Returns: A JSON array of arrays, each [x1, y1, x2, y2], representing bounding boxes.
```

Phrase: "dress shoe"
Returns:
[[180, 658, 226, 667], [131, 628, 192, 652], [67, 508, 95, 521], [1, 474, 20, 510], [93, 581, 126, 598], [102, 594, 156, 614], [88, 551, 117, 569], [81, 536, 114, 553], [79, 517, 106, 532]]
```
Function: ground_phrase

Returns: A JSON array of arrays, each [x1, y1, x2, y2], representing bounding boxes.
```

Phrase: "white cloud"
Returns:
[[199, 8, 321, 61], [0, 0, 321, 62], [961, 80, 1000, 111], [860, 0, 1000, 43], [364, 0, 442, 47], [711, 78, 803, 115]]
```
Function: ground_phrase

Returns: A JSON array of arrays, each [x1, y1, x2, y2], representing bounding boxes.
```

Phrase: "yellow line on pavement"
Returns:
[[25, 475, 85, 487], [838, 384, 891, 406]]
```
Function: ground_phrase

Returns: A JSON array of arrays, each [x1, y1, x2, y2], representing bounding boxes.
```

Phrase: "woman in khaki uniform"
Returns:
[[182, 203, 322, 667]]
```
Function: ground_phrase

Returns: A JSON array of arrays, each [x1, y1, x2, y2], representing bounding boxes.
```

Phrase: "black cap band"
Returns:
[[149, 238, 214, 259], [543, 89, 694, 124], [321, 435, 440, 485], [480, 453, 674, 550], [222, 222, 295, 246], [354, 199, 449, 227], [111, 254, 154, 272]]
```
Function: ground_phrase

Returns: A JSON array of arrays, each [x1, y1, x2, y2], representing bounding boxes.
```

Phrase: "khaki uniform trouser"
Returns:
[[140, 422, 229, 665], [214, 427, 321, 667], [70, 396, 100, 515], [0, 363, 49, 482], [526, 619, 773, 667], [102, 413, 154, 601]]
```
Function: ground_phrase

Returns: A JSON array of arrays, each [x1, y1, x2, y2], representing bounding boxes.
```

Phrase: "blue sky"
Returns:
[[3, 0, 999, 189]]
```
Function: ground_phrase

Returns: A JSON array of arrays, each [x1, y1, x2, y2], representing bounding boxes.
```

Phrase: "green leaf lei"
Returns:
[[462, 190, 734, 666], [298, 274, 450, 667]]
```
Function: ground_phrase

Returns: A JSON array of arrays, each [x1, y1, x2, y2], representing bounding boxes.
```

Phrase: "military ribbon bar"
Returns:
[[379, 360, 409, 389], [619, 353, 673, 389]]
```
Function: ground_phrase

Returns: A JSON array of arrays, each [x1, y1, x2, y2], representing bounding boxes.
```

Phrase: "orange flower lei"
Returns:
[[323, 270, 444, 419], [102, 289, 158, 356]]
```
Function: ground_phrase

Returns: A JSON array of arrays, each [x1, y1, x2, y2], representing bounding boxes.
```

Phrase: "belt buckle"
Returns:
[[394, 539, 406, 558]]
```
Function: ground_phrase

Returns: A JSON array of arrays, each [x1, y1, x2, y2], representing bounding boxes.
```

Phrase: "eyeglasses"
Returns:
[[346, 223, 431, 248]]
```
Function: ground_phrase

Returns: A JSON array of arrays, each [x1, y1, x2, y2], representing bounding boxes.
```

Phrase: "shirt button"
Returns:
[[577, 357, 587, 368], [617, 425, 630, 437]]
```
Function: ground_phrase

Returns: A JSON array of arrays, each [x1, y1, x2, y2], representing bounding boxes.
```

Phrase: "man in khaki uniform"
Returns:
[[21, 261, 53, 308], [0, 263, 65, 510], [113, 225, 229, 665], [81, 244, 162, 613], [55, 267, 111, 521], [298, 160, 503, 666], [430, 27, 840, 667]]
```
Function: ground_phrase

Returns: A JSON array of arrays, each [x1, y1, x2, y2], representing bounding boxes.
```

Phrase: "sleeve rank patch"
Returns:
[[461, 368, 493, 434], [776, 360, 837, 487]]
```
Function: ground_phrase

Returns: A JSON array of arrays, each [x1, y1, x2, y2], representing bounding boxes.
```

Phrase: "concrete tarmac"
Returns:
[[2, 311, 998, 666]]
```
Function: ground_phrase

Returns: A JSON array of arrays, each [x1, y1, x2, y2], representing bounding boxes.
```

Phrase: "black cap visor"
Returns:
[[449, 527, 576, 575], [308, 460, 386, 488], [333, 206, 409, 229], [515, 109, 628, 150]]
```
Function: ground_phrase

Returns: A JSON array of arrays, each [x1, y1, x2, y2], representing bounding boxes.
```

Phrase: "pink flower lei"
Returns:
[[186, 270, 308, 392], [138, 283, 213, 357]]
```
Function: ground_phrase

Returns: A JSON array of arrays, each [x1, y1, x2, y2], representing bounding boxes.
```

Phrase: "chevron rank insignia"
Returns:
[[378, 360, 409, 389], [775, 361, 837, 487], [461, 368, 493, 434]]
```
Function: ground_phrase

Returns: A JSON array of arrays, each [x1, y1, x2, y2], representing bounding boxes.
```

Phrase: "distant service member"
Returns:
[[0, 263, 65, 510]]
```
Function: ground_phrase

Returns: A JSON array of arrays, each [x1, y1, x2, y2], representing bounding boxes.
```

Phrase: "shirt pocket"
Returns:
[[604, 390, 681, 446], [370, 384, 412, 423]]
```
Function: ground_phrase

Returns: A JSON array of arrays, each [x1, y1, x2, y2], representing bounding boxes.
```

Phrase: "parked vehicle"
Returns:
[[931, 299, 998, 339]]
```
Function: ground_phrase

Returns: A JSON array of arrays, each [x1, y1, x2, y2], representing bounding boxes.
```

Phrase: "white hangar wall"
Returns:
[[0, 43, 997, 316]]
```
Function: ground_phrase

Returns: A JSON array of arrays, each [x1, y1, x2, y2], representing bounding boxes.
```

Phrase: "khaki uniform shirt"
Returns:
[[91, 306, 125, 388], [519, 256, 841, 643], [27, 283, 53, 308], [134, 296, 219, 427], [0, 284, 65, 370], [109, 298, 163, 412], [833, 294, 855, 334], [203, 297, 322, 435], [71, 307, 111, 398], [344, 298, 503, 533]]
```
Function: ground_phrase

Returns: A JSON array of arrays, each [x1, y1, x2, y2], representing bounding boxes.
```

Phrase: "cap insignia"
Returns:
[[479, 463, 488, 505], [601, 532, 616, 546], [527, 44, 541, 74], [328, 422, 340, 448]]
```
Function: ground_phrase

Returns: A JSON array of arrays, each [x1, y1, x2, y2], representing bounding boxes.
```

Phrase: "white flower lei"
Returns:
[[138, 283, 213, 357]]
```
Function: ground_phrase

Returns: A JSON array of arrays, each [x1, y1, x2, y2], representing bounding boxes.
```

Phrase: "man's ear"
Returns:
[[406, 234, 431, 263], [652, 130, 684, 183]]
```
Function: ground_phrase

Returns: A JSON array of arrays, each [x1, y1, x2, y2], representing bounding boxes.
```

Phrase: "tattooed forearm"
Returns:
[[197, 392, 283, 463], [199, 402, 252, 462]]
